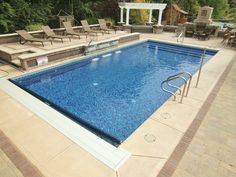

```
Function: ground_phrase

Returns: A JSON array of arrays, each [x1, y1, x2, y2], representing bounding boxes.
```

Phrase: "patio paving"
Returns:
[[171, 54, 236, 177], [0, 149, 24, 177]]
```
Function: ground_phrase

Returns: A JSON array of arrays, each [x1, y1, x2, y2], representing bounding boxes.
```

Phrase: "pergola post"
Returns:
[[158, 9, 163, 26], [148, 9, 153, 23], [126, 8, 130, 25], [120, 7, 124, 23]]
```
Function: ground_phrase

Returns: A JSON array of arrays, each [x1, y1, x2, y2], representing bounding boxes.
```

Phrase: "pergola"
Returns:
[[118, 2, 167, 26]]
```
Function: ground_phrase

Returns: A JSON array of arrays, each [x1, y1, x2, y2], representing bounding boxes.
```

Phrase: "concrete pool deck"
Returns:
[[171, 56, 236, 177], [0, 32, 235, 177]]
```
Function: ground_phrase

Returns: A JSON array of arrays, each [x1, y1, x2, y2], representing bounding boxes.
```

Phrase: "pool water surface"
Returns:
[[10, 41, 217, 145]]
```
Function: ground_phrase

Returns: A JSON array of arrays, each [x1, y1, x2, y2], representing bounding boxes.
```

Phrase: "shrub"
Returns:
[[25, 24, 43, 31]]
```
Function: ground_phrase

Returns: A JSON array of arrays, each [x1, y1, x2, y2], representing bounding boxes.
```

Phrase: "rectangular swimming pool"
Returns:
[[10, 41, 217, 145]]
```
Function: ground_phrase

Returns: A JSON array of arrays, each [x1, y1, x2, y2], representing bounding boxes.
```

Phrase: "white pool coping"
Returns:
[[0, 78, 130, 170]]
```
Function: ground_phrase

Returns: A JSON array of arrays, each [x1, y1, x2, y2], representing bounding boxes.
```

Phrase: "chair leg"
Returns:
[[19, 38, 27, 45], [42, 42, 44, 47], [61, 38, 63, 43]]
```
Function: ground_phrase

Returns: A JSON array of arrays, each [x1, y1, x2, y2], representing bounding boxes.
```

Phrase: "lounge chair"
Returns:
[[231, 37, 236, 47], [185, 24, 194, 37], [63, 21, 87, 39], [80, 20, 103, 36], [42, 26, 71, 43], [194, 27, 212, 40], [228, 35, 236, 47], [16, 30, 52, 47], [98, 19, 115, 34]]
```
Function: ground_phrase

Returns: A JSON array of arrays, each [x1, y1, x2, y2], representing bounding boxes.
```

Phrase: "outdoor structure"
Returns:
[[165, 4, 188, 25], [118, 2, 167, 25], [48, 15, 74, 28], [194, 6, 214, 24]]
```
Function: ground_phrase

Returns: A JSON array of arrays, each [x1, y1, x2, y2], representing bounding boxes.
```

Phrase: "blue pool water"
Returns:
[[10, 41, 217, 145]]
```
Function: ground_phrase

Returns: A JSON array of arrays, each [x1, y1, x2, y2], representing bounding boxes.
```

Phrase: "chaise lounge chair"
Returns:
[[16, 30, 52, 47], [42, 26, 71, 43], [80, 20, 103, 36], [98, 19, 115, 34], [63, 21, 87, 39]]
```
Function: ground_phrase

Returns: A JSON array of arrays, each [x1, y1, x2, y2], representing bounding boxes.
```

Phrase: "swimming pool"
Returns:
[[10, 41, 217, 145]]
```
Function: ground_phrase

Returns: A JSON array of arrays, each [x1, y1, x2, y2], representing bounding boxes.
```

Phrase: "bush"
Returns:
[[25, 24, 43, 31]]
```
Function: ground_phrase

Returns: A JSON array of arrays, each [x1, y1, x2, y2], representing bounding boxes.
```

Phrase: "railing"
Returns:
[[195, 48, 206, 87], [83, 39, 93, 56], [161, 71, 192, 103], [177, 31, 185, 43], [148, 45, 208, 87]]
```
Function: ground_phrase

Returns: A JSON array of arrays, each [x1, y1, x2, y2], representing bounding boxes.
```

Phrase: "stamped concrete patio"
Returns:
[[171, 57, 236, 177]]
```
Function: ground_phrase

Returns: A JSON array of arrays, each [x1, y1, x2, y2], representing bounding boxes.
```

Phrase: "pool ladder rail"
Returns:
[[83, 39, 93, 56], [177, 31, 185, 44], [161, 72, 192, 103]]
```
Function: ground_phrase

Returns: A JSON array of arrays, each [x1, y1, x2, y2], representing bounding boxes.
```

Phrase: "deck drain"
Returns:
[[144, 134, 156, 143], [161, 112, 171, 119]]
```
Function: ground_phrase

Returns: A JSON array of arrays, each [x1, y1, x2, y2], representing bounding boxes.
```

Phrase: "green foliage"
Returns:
[[0, 0, 52, 34], [52, 0, 119, 25], [228, 7, 236, 22], [198, 0, 229, 18], [25, 23, 43, 31], [0, 2, 15, 33], [104, 18, 115, 27], [0, 0, 235, 34]]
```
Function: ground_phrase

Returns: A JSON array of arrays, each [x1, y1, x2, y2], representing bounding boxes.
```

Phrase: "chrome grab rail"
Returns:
[[161, 71, 192, 103], [177, 31, 184, 43], [83, 39, 93, 56], [196, 48, 206, 87]]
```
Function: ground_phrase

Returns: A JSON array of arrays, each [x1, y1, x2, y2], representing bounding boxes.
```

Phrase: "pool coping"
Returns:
[[0, 37, 234, 176]]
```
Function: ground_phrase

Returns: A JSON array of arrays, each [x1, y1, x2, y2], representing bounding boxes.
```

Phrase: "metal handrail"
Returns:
[[161, 78, 178, 101], [83, 39, 93, 56], [167, 82, 182, 95], [161, 71, 193, 103], [195, 48, 206, 87], [178, 76, 187, 103], [177, 31, 184, 43], [167, 71, 192, 97]]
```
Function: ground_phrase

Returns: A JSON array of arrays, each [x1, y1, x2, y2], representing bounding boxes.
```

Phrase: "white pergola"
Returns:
[[118, 2, 167, 26]]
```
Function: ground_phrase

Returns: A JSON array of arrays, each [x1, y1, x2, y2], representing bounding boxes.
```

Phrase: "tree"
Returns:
[[0, 2, 15, 33], [0, 0, 52, 33], [198, 0, 229, 19]]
